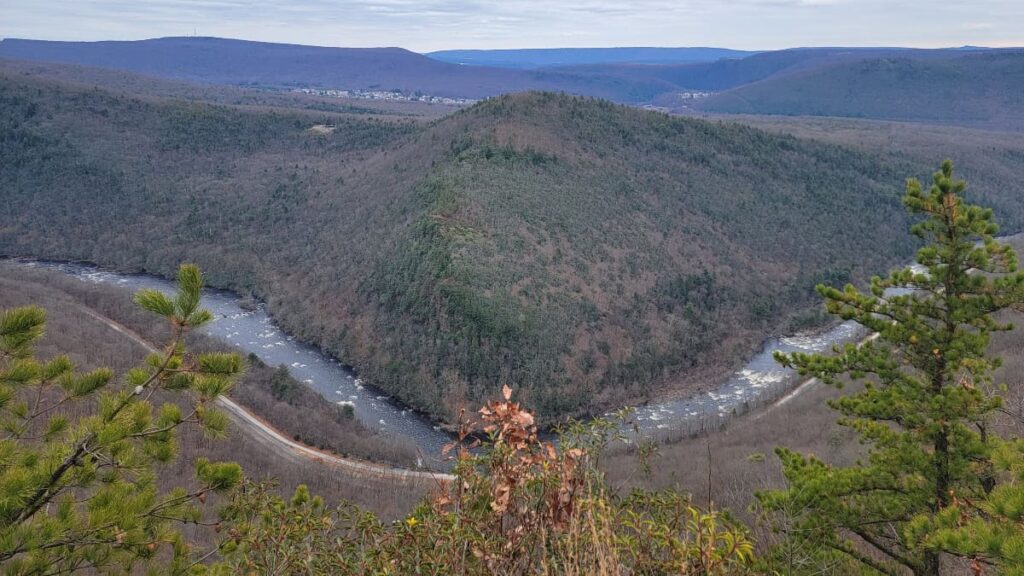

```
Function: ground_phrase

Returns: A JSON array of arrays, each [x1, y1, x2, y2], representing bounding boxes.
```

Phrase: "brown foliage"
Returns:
[[208, 388, 754, 575]]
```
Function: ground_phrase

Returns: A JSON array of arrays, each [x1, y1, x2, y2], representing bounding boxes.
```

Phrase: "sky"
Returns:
[[1, 0, 1022, 52]]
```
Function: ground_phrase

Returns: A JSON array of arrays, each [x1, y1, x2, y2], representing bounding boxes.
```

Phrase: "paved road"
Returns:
[[72, 303, 455, 483]]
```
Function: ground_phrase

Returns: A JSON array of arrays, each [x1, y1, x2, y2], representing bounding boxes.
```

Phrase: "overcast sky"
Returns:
[[1, 0, 1021, 52]]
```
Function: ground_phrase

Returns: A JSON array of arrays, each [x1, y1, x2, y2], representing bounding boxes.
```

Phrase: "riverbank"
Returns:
[[0, 267, 439, 520], [7, 257, 876, 459]]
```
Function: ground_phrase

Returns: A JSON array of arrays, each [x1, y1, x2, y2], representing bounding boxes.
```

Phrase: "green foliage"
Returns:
[[912, 438, 1024, 574], [0, 306, 46, 356], [202, 387, 754, 575], [268, 365, 298, 403], [0, 265, 243, 573], [758, 161, 1024, 575]]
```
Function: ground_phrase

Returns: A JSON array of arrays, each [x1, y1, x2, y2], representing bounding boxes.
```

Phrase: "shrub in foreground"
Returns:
[[205, 385, 754, 575]]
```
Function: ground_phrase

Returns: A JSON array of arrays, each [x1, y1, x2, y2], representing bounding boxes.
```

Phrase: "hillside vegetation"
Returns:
[[4, 65, 1024, 424], [698, 50, 1024, 130], [0, 58, 457, 118], [355, 95, 923, 419], [730, 115, 1024, 195]]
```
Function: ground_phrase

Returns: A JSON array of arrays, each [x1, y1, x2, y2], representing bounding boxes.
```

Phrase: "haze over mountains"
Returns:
[[1, 37, 1022, 128], [0, 37, 680, 102]]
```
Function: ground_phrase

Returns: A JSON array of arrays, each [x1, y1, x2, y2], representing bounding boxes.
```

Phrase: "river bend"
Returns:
[[15, 260, 870, 461]]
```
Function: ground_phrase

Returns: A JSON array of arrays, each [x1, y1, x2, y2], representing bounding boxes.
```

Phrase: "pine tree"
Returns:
[[0, 264, 243, 573], [757, 160, 1024, 575], [925, 437, 1024, 574]]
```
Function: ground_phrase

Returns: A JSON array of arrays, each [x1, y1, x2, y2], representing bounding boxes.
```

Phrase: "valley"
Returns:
[[5, 201, 1024, 571], [3, 11, 1024, 569], [7, 258, 868, 456], [4, 57, 1024, 428]]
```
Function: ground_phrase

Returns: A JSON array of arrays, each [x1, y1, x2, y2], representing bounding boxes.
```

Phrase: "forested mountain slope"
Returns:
[[4, 66, 1024, 423], [554, 48, 899, 93], [697, 50, 1024, 129], [730, 115, 1024, 191]]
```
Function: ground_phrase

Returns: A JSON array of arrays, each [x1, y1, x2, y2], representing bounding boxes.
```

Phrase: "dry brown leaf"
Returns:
[[512, 410, 534, 427]]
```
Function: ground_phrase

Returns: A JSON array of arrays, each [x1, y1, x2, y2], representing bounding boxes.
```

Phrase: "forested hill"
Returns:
[[550, 47, 913, 93], [696, 50, 1024, 130], [3, 66, 1024, 423]]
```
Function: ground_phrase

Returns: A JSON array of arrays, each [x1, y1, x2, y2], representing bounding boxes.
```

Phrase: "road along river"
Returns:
[[64, 299, 452, 482], [14, 260, 871, 462]]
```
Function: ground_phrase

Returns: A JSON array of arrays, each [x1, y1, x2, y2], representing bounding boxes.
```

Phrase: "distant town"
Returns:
[[291, 87, 478, 106]]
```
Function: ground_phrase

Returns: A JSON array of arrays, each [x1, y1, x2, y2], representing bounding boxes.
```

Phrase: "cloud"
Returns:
[[0, 0, 1020, 50]]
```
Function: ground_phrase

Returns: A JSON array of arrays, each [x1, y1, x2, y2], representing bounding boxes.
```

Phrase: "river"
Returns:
[[13, 260, 871, 463]]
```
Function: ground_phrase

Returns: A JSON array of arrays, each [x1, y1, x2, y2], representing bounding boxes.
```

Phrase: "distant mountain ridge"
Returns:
[[555, 46, 1010, 91], [0, 37, 673, 101], [0, 37, 509, 97], [695, 49, 1024, 130], [1, 36, 1021, 128], [426, 47, 757, 69]]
